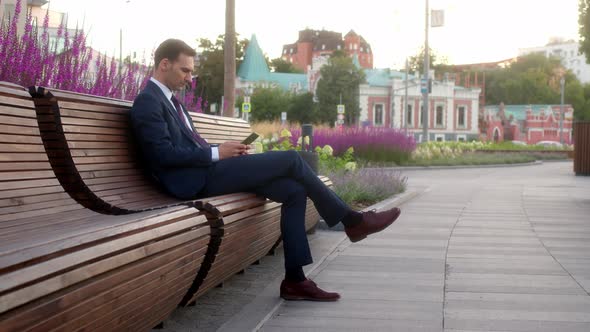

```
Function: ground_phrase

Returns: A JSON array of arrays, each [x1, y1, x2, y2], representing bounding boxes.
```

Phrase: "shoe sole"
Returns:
[[281, 295, 340, 302]]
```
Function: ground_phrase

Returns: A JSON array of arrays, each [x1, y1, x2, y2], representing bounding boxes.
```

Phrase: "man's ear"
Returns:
[[160, 58, 171, 72]]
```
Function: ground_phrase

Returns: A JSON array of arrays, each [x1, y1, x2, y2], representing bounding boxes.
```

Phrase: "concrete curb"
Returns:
[[317, 189, 421, 231]]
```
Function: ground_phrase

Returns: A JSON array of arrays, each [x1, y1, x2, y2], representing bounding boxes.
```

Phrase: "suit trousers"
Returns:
[[199, 150, 350, 269]]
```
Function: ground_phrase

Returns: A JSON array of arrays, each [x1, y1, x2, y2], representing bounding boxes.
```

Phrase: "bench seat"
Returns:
[[0, 84, 210, 332]]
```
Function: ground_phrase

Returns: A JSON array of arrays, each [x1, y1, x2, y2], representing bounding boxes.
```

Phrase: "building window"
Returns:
[[457, 135, 466, 142], [374, 104, 384, 126], [406, 104, 413, 126], [360, 47, 364, 52], [457, 106, 466, 128], [435, 134, 445, 142], [322, 44, 326, 50], [373, 104, 383, 126], [435, 105, 444, 127], [337, 45, 341, 50]]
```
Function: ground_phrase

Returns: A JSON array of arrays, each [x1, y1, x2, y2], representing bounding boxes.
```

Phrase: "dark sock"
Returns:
[[285, 266, 306, 282], [341, 210, 363, 227]]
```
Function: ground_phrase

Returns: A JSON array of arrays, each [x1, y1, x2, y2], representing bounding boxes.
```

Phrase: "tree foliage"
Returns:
[[195, 35, 248, 113], [579, 0, 590, 64], [315, 53, 365, 126], [288, 92, 318, 124], [249, 86, 292, 122], [485, 53, 590, 120], [407, 47, 450, 74], [270, 58, 302, 73]]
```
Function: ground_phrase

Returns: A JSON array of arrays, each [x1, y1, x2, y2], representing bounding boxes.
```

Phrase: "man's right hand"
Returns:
[[218, 141, 250, 160]]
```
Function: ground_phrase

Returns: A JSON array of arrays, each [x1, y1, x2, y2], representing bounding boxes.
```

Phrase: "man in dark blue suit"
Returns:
[[131, 39, 401, 301]]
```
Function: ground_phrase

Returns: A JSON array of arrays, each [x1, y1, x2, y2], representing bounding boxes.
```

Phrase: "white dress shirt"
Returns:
[[150, 77, 219, 161]]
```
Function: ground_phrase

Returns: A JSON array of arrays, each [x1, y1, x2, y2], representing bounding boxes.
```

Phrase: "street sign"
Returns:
[[337, 104, 345, 114], [420, 79, 428, 94], [281, 112, 287, 122], [244, 96, 251, 103], [242, 102, 251, 113], [337, 114, 345, 120]]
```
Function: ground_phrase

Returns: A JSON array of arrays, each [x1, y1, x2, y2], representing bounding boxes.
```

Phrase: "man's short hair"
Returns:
[[154, 39, 196, 68]]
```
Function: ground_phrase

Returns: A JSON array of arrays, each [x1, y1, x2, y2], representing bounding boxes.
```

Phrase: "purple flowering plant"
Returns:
[[288, 126, 416, 163], [0, 0, 204, 110]]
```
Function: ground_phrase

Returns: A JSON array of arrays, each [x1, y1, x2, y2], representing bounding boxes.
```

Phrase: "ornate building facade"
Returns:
[[483, 104, 574, 144], [281, 29, 373, 73]]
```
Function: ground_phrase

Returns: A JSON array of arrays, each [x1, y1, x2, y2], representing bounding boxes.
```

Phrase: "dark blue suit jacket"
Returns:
[[130, 80, 211, 199]]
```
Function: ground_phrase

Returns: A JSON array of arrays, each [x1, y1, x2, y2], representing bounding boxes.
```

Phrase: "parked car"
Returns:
[[510, 140, 527, 146]]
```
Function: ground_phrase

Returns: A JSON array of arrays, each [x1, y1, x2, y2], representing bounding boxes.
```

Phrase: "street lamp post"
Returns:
[[405, 57, 409, 134], [422, 0, 430, 142], [560, 77, 565, 145]]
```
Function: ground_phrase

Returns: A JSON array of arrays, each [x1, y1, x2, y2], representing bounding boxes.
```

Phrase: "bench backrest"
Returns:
[[30, 87, 252, 214], [0, 84, 87, 224]]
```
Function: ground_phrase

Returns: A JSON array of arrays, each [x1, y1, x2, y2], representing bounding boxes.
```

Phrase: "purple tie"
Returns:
[[171, 95, 209, 148]]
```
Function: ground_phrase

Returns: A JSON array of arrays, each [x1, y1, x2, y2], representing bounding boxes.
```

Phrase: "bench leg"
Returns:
[[153, 322, 164, 330]]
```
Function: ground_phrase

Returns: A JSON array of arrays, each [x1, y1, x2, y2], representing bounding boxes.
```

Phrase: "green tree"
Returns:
[[288, 92, 318, 124], [195, 35, 249, 113], [485, 53, 590, 120], [315, 53, 365, 126], [579, 0, 590, 64], [270, 58, 303, 73], [250, 86, 292, 122], [407, 47, 449, 74]]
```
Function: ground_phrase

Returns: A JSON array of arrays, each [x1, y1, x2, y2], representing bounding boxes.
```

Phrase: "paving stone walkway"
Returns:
[[260, 162, 590, 331], [158, 161, 590, 331]]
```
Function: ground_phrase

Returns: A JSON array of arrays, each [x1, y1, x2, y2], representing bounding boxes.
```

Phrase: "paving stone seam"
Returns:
[[521, 191, 590, 297], [442, 191, 472, 331]]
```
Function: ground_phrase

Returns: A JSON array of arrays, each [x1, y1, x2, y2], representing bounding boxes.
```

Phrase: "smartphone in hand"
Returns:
[[241, 133, 259, 145]]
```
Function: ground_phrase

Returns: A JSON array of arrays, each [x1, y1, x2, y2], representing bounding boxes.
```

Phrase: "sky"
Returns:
[[46, 0, 580, 70]]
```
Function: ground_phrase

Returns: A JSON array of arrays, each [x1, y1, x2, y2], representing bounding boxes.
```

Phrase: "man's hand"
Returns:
[[218, 141, 251, 160]]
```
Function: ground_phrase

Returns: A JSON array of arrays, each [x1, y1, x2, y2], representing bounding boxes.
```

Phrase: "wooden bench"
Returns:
[[27, 87, 326, 307], [0, 83, 211, 331]]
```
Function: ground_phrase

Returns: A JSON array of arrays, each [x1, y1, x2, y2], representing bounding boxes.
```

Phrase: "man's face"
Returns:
[[161, 53, 194, 91]]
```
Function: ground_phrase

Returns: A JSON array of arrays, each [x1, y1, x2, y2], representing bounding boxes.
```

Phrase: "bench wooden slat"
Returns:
[[0, 133, 43, 144], [69, 148, 130, 157], [59, 107, 128, 121], [0, 124, 40, 135], [65, 133, 128, 142], [63, 125, 128, 136], [0, 143, 47, 153], [60, 117, 128, 129], [1, 240, 206, 332], [0, 105, 38, 119], [0, 152, 48, 162], [0, 161, 51, 171]]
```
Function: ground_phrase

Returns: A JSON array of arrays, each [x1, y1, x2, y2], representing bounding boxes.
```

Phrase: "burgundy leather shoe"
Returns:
[[280, 279, 340, 302], [345, 207, 401, 243]]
